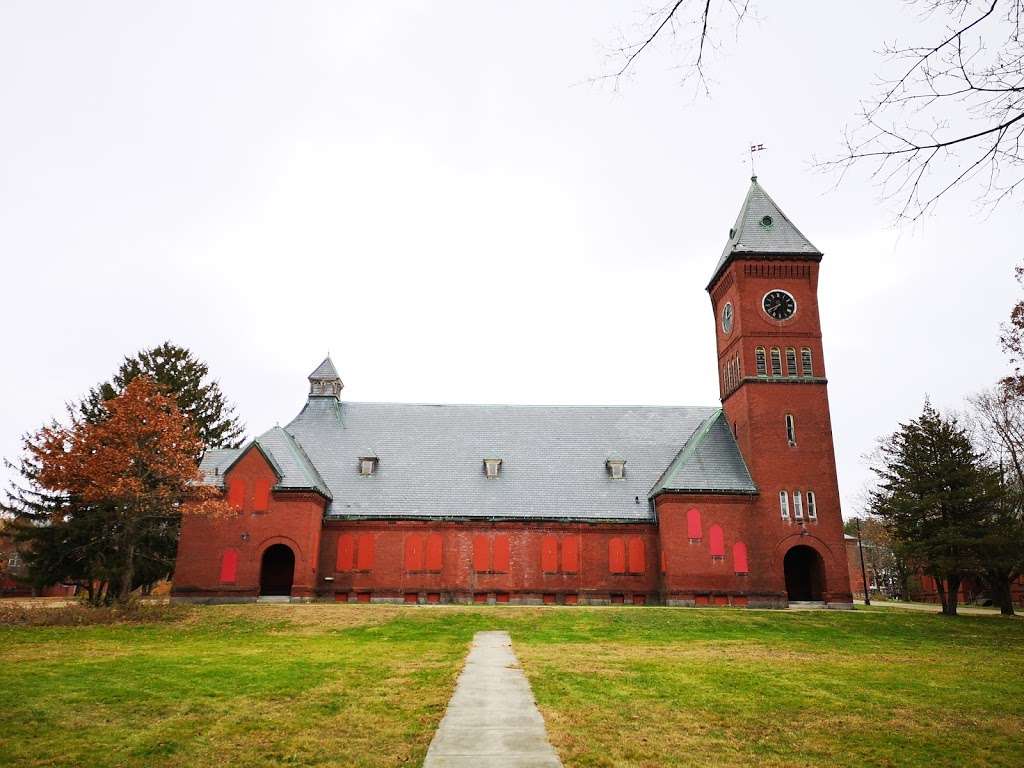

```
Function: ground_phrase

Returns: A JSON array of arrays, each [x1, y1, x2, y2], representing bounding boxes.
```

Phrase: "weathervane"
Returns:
[[749, 143, 766, 179]]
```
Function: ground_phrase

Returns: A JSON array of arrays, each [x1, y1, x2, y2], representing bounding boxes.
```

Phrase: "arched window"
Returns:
[[785, 348, 798, 376], [709, 525, 725, 559], [755, 347, 767, 376], [801, 348, 813, 377], [356, 533, 375, 571], [770, 347, 782, 376], [404, 535, 424, 571], [733, 542, 749, 574], [807, 491, 817, 520], [794, 490, 804, 520], [541, 535, 558, 573], [252, 478, 272, 512], [608, 538, 626, 574], [425, 533, 443, 571], [686, 508, 702, 542], [785, 414, 796, 446], [219, 549, 238, 584], [779, 491, 790, 519], [492, 535, 510, 573], [337, 533, 355, 571], [627, 538, 646, 574], [227, 478, 246, 510], [562, 536, 580, 573], [472, 535, 489, 572]]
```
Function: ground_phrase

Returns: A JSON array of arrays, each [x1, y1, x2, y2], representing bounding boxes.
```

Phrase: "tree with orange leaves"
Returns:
[[15, 376, 231, 603]]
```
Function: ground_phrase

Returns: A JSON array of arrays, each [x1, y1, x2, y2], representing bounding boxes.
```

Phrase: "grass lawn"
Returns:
[[1, 605, 1022, 767]]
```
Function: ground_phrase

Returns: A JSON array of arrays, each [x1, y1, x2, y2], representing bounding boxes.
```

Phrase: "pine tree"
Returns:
[[869, 401, 1002, 616], [80, 342, 245, 454], [3, 344, 243, 601], [14, 377, 230, 603]]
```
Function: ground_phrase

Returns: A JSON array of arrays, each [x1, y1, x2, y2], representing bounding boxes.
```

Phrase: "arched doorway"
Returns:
[[784, 545, 826, 602], [260, 544, 295, 597]]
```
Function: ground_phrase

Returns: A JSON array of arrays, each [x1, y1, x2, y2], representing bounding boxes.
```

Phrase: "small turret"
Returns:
[[308, 357, 343, 399]]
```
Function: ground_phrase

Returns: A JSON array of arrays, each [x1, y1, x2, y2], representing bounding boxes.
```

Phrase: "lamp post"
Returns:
[[856, 518, 871, 606]]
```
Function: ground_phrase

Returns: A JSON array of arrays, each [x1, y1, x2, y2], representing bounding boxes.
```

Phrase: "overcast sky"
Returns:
[[1, 2, 1017, 516]]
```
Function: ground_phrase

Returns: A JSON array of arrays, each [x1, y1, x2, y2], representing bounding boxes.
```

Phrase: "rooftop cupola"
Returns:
[[308, 356, 344, 399]]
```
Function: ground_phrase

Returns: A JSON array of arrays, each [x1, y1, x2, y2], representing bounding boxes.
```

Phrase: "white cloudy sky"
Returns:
[[1, 2, 1017, 515]]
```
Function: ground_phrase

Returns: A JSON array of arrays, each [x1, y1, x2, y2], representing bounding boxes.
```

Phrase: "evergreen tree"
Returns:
[[869, 401, 1002, 616], [81, 341, 244, 454], [2, 344, 243, 601]]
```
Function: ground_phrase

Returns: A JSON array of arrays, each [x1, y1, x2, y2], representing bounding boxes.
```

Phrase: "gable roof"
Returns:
[[708, 177, 822, 289], [199, 427, 332, 498], [649, 410, 757, 497], [270, 397, 758, 522]]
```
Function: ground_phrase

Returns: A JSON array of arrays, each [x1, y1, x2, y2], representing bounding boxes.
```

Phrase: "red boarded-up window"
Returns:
[[219, 548, 238, 583], [425, 533, 443, 572], [687, 508, 702, 541], [227, 479, 245, 510], [633, 594, 647, 605], [733, 541, 749, 574], [627, 538, 646, 574], [337, 533, 355, 571], [543, 593, 556, 605], [564, 593, 578, 605], [493, 535, 510, 573], [356, 592, 371, 603], [357, 533, 374, 571], [562, 537, 579, 574], [472, 535, 489, 573], [709, 524, 725, 558], [404, 535, 424, 572], [252, 478, 271, 512], [541, 535, 558, 573], [608, 538, 626, 574]]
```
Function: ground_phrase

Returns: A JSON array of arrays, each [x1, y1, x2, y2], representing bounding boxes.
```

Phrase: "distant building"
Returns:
[[172, 178, 854, 608]]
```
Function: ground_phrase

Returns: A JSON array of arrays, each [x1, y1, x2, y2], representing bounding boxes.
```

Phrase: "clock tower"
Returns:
[[707, 176, 852, 606]]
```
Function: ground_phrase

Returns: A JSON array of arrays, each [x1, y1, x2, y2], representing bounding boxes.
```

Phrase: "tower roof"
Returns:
[[308, 356, 341, 381], [707, 177, 822, 289]]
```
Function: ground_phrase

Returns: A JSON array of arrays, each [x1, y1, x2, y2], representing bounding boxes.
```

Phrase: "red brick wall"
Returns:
[[708, 259, 853, 605], [318, 520, 662, 604], [172, 446, 326, 599]]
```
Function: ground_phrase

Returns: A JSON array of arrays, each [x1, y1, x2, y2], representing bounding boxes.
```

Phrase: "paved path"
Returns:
[[422, 631, 564, 768]]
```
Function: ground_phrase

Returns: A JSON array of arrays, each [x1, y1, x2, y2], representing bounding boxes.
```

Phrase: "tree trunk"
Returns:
[[942, 576, 961, 616], [117, 542, 136, 604], [994, 578, 1016, 616]]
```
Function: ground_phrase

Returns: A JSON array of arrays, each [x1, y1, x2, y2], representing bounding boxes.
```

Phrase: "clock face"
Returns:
[[762, 290, 796, 321], [721, 302, 734, 334]]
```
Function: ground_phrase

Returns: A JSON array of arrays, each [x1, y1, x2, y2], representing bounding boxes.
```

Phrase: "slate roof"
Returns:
[[256, 397, 757, 522], [308, 357, 341, 381], [199, 427, 332, 498], [649, 411, 757, 497], [708, 177, 822, 288]]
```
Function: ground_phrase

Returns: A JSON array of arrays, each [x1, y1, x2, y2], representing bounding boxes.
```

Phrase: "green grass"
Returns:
[[1, 605, 1021, 767]]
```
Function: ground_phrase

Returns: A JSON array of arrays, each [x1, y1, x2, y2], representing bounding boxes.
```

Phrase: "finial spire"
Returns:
[[749, 142, 765, 178]]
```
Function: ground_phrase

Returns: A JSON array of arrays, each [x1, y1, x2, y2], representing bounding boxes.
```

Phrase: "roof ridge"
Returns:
[[648, 409, 722, 498]]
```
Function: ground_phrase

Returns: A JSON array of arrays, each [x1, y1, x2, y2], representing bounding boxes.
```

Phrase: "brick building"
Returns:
[[172, 177, 853, 608]]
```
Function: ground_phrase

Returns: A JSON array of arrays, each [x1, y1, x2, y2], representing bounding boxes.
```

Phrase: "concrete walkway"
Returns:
[[423, 631, 564, 768]]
